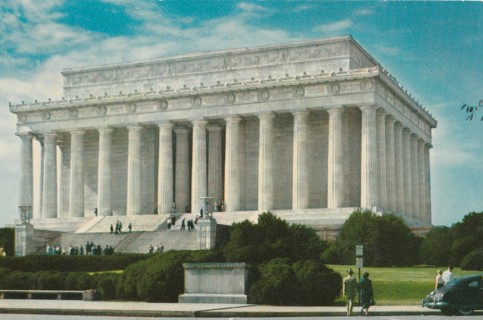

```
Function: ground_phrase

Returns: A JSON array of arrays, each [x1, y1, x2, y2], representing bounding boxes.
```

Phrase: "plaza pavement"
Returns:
[[0, 300, 446, 317]]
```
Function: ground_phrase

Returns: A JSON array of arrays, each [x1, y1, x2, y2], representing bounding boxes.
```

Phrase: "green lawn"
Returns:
[[328, 265, 479, 305]]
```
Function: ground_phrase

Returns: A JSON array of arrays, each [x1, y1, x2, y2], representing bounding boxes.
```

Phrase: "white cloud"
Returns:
[[237, 2, 271, 13], [314, 19, 352, 34], [354, 8, 373, 16]]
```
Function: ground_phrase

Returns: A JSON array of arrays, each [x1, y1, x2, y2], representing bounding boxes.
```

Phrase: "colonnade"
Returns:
[[17, 105, 432, 225]]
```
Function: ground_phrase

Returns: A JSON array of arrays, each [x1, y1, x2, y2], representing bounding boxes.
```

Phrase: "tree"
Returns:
[[0, 228, 14, 256], [461, 100, 483, 121], [450, 212, 483, 266], [223, 212, 327, 264], [419, 227, 453, 266], [335, 210, 420, 267]]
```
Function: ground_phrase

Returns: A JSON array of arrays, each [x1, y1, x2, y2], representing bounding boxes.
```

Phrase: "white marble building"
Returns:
[[10, 36, 437, 232]]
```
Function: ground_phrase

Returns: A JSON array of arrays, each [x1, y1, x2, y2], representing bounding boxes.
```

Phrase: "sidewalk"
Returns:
[[0, 300, 445, 317]]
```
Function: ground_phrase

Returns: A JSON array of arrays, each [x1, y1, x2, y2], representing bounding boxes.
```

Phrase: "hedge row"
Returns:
[[0, 253, 150, 272]]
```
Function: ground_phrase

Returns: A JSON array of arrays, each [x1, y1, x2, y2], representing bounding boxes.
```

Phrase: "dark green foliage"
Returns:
[[65, 272, 92, 290], [248, 258, 342, 306], [0, 253, 149, 272], [450, 212, 483, 266], [223, 212, 327, 264], [94, 273, 119, 300], [0, 228, 14, 256], [292, 260, 342, 305], [419, 227, 453, 266], [2, 271, 36, 289], [37, 271, 67, 290], [117, 250, 222, 302], [334, 210, 420, 267], [249, 258, 300, 305], [460, 249, 483, 271]]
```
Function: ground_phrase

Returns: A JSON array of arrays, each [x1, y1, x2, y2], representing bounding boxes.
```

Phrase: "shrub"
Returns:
[[224, 212, 327, 264], [248, 258, 341, 306], [95, 273, 119, 300], [2, 271, 36, 289], [37, 271, 67, 290], [65, 272, 92, 290], [292, 260, 342, 305], [460, 249, 483, 271], [0, 254, 150, 272], [419, 227, 453, 266], [249, 258, 300, 305]]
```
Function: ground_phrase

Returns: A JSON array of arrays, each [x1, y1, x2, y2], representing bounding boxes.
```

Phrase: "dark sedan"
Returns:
[[422, 274, 483, 315]]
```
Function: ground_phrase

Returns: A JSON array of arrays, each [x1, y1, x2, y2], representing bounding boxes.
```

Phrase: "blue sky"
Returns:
[[0, 1, 481, 228]]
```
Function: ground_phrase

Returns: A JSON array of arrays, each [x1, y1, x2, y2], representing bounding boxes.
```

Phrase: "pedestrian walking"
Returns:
[[343, 268, 358, 316]]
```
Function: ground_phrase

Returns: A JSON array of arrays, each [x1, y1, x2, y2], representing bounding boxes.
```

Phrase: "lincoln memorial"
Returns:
[[10, 36, 437, 247]]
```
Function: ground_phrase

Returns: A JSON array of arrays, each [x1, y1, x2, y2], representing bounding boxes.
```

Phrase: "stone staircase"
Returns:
[[120, 229, 199, 253], [30, 229, 63, 254], [77, 214, 169, 233]]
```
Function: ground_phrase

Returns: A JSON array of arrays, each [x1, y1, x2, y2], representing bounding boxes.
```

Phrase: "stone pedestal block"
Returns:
[[197, 216, 217, 250], [179, 262, 249, 304], [15, 223, 34, 256]]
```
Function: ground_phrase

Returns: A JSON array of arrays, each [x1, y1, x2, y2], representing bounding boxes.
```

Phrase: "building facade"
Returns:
[[10, 36, 437, 230]]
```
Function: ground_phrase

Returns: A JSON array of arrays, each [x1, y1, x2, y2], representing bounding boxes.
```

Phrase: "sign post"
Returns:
[[356, 245, 363, 304]]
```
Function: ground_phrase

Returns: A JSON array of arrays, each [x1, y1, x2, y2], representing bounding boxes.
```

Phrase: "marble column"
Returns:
[[418, 139, 426, 223], [207, 125, 223, 203], [175, 127, 190, 212], [394, 122, 404, 215], [127, 125, 143, 216], [191, 120, 208, 214], [424, 144, 432, 225], [360, 105, 378, 209], [70, 130, 85, 218], [225, 116, 242, 212], [292, 111, 310, 209], [402, 128, 412, 218], [411, 134, 420, 220], [376, 109, 387, 210], [157, 122, 174, 215], [42, 132, 57, 218], [258, 113, 275, 211], [385, 116, 396, 212], [38, 138, 45, 219], [97, 128, 113, 216], [327, 107, 345, 208], [18, 133, 33, 217]]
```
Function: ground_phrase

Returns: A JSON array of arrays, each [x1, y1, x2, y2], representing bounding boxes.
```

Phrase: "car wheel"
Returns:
[[441, 307, 457, 316], [458, 308, 474, 315]]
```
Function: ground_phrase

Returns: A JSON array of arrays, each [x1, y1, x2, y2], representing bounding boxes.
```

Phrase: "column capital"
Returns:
[[410, 132, 418, 139], [16, 132, 33, 139], [359, 104, 378, 112], [425, 143, 433, 149], [70, 129, 86, 136], [192, 119, 208, 126], [292, 110, 310, 117], [327, 106, 345, 115], [224, 115, 243, 124], [258, 112, 276, 120], [98, 127, 113, 134], [403, 127, 411, 135], [394, 121, 404, 130], [157, 121, 174, 130], [417, 138, 426, 146], [385, 115, 396, 123], [127, 125, 143, 132]]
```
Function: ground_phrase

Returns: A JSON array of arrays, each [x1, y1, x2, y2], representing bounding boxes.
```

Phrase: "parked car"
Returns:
[[422, 274, 483, 315]]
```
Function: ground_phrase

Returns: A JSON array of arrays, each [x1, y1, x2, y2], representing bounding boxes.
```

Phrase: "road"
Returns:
[[0, 315, 479, 320]]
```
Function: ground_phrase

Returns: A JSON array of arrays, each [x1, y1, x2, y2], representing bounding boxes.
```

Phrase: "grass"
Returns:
[[328, 265, 479, 305]]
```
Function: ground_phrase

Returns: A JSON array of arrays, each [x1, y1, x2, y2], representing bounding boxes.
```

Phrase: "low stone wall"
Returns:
[[178, 262, 249, 304]]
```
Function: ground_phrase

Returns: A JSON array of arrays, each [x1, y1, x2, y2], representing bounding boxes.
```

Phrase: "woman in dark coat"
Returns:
[[359, 272, 374, 316]]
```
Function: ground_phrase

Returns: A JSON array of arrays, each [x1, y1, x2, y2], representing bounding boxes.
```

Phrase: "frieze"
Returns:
[[68, 108, 79, 119], [257, 90, 270, 101], [330, 84, 340, 94], [96, 106, 107, 116], [63, 39, 352, 87], [191, 96, 202, 106], [42, 111, 51, 120], [226, 93, 236, 104], [18, 113, 27, 123], [157, 100, 168, 110], [126, 103, 137, 113], [293, 86, 305, 97]]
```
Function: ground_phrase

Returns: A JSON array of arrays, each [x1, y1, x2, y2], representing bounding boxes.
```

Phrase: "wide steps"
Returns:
[[121, 230, 199, 253], [78, 214, 169, 233]]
